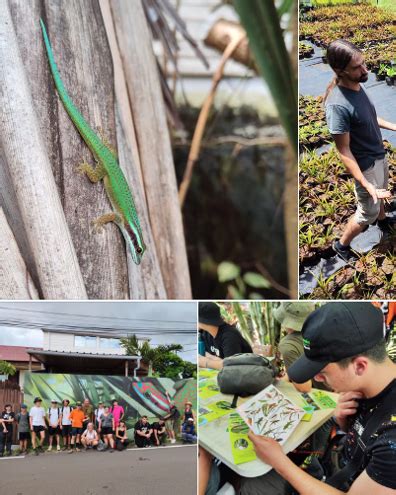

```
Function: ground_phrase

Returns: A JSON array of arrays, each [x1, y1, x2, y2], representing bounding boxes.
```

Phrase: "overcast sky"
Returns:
[[0, 302, 197, 362]]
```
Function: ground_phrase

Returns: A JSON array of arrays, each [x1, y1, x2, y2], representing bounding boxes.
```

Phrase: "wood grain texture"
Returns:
[[100, 0, 167, 299], [110, 0, 192, 299], [0, 209, 39, 300], [0, 0, 192, 299], [0, 1, 87, 300]]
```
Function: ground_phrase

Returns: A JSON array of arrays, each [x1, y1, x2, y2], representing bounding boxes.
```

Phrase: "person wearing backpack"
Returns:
[[242, 302, 396, 495], [16, 404, 30, 455], [46, 400, 61, 452], [60, 399, 73, 451]]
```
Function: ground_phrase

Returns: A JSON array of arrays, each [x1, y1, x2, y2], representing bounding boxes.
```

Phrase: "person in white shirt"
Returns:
[[94, 402, 105, 438], [46, 399, 61, 452], [81, 422, 99, 450], [29, 397, 47, 455], [60, 399, 73, 451]]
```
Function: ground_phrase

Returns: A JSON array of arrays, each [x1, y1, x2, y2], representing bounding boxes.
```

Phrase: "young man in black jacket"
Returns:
[[243, 302, 396, 495]]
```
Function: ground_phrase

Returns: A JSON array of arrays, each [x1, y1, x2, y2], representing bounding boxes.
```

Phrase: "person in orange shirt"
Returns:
[[69, 402, 85, 453]]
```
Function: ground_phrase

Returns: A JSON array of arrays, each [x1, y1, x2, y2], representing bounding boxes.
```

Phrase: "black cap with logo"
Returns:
[[288, 303, 384, 384]]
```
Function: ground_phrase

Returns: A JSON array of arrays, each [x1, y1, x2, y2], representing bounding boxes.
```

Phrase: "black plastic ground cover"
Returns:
[[299, 42, 396, 295]]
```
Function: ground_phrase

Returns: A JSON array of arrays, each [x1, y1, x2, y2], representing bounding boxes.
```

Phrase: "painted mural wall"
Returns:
[[23, 373, 197, 429]]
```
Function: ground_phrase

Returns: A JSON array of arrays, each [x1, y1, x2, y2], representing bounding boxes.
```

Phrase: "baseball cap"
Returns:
[[76, 401, 82, 406], [51, 399, 58, 403], [274, 302, 315, 332], [288, 303, 384, 383], [21, 404, 27, 409], [187, 418, 194, 422], [199, 302, 224, 326], [34, 397, 42, 403]]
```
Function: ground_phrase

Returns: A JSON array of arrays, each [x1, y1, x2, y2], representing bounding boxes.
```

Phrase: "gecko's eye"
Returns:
[[137, 247, 143, 254]]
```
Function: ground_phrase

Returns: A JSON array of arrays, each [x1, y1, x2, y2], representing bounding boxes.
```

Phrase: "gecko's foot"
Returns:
[[76, 161, 106, 183], [91, 212, 117, 234], [76, 160, 92, 176]]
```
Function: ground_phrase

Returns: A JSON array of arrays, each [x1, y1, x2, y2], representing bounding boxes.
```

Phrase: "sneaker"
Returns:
[[171, 439, 176, 444], [57, 445, 61, 451], [38, 446, 44, 453], [47, 446, 52, 452], [35, 449, 39, 456], [68, 449, 73, 454], [109, 449, 114, 453], [332, 240, 358, 263], [75, 448, 81, 452], [62, 446, 68, 451]]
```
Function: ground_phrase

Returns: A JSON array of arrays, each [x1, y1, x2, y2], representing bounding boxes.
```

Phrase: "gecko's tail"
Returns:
[[39, 18, 102, 155]]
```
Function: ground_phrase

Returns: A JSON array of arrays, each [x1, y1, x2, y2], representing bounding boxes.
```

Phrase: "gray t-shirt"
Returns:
[[325, 84, 385, 171], [101, 413, 114, 428], [17, 412, 30, 433]]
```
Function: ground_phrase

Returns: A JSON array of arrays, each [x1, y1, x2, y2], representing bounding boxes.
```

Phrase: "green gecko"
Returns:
[[39, 19, 145, 264]]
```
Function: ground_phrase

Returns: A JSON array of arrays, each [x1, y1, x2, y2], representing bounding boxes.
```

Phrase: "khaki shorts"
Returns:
[[165, 418, 177, 431], [354, 157, 388, 226]]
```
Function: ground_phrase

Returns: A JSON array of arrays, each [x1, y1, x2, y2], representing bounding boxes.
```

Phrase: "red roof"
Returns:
[[0, 346, 41, 363]]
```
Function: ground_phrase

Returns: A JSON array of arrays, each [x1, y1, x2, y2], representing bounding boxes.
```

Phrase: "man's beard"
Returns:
[[359, 73, 369, 82]]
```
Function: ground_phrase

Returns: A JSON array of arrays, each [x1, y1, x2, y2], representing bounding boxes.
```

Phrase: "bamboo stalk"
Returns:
[[0, 3, 87, 300], [0, 208, 39, 299], [178, 32, 246, 207]]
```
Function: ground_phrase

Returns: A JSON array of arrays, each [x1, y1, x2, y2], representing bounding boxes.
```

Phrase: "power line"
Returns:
[[0, 319, 196, 335], [0, 305, 197, 325]]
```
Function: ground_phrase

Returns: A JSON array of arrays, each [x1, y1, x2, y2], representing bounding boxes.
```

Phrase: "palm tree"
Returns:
[[120, 335, 183, 377]]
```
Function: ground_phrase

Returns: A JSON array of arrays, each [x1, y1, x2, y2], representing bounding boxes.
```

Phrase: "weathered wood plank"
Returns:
[[0, 209, 39, 300], [0, 1, 87, 299], [111, 0, 192, 299], [100, 0, 167, 299]]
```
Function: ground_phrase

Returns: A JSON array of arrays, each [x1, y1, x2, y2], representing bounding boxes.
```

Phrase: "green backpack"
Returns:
[[217, 353, 276, 397]]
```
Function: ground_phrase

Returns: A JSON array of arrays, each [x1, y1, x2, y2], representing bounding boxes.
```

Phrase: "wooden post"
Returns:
[[125, 360, 129, 377], [0, 2, 87, 299], [100, 0, 167, 299], [0, 208, 39, 299], [110, 0, 192, 299]]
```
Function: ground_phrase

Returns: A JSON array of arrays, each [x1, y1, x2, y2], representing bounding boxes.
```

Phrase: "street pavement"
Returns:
[[0, 445, 197, 495]]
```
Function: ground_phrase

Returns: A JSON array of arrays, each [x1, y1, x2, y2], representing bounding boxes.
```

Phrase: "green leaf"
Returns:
[[228, 285, 244, 299], [243, 272, 271, 288], [249, 292, 264, 299], [218, 261, 241, 282]]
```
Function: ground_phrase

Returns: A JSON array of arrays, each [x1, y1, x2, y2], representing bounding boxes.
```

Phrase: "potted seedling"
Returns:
[[385, 66, 396, 86], [376, 63, 389, 81]]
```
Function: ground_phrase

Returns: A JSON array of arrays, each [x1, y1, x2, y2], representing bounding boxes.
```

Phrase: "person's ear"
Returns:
[[353, 356, 368, 376]]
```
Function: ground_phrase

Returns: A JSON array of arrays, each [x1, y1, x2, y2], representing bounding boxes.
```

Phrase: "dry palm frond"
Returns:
[[142, 0, 209, 130]]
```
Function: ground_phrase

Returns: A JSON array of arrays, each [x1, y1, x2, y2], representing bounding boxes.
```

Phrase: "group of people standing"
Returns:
[[3, 396, 127, 455], [1, 395, 196, 456]]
